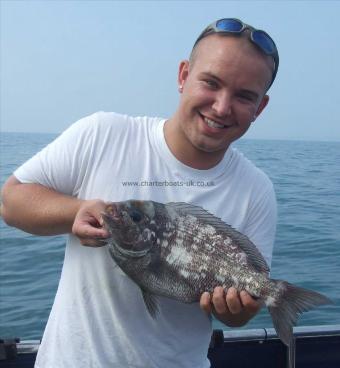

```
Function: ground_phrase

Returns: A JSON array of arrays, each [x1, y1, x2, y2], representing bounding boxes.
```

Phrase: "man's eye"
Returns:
[[238, 94, 255, 102], [204, 80, 218, 89]]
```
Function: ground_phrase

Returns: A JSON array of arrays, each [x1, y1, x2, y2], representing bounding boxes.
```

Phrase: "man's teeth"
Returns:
[[204, 117, 225, 129]]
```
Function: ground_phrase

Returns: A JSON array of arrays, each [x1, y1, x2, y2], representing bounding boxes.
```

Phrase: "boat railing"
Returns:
[[209, 324, 340, 368], [1, 324, 340, 367]]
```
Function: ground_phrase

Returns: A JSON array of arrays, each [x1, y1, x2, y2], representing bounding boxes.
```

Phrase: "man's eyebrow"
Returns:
[[199, 72, 223, 83]]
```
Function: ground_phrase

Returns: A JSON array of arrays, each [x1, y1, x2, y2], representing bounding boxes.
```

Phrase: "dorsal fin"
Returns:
[[166, 202, 270, 274]]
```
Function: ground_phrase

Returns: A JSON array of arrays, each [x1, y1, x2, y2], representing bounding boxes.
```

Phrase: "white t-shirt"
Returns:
[[14, 112, 277, 368]]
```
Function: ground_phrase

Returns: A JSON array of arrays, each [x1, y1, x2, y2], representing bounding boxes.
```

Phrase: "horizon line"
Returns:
[[1, 131, 339, 144]]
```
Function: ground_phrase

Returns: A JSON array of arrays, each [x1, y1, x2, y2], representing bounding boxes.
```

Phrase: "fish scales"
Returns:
[[162, 219, 229, 295], [165, 213, 265, 296], [102, 199, 332, 347]]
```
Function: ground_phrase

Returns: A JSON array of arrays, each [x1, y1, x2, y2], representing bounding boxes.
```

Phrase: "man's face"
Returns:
[[175, 34, 272, 157]]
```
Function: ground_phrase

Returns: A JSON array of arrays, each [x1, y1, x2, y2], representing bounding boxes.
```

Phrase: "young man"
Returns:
[[2, 18, 278, 367]]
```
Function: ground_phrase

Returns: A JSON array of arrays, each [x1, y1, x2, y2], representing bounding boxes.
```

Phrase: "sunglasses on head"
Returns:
[[193, 18, 279, 89]]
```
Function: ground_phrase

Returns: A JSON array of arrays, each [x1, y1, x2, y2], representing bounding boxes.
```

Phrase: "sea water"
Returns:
[[0, 132, 339, 339]]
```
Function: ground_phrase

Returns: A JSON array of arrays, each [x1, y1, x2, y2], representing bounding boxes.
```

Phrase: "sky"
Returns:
[[1, 0, 340, 141]]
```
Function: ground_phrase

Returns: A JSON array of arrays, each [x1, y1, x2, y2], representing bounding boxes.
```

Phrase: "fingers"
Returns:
[[226, 287, 242, 314], [212, 287, 229, 314], [73, 222, 108, 240], [200, 292, 212, 314], [240, 290, 263, 314], [200, 287, 263, 325], [200, 287, 237, 315], [72, 199, 110, 247]]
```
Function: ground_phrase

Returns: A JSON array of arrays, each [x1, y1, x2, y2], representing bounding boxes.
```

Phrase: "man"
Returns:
[[2, 18, 278, 367]]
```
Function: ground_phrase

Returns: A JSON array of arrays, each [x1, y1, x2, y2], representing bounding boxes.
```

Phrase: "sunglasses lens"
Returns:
[[252, 30, 276, 54], [216, 18, 243, 32]]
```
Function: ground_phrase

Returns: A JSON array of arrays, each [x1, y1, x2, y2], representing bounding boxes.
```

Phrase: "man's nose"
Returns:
[[212, 92, 232, 117]]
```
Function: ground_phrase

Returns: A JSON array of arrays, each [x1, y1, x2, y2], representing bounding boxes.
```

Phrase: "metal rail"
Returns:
[[210, 324, 340, 368], [1, 325, 340, 367], [220, 324, 340, 342]]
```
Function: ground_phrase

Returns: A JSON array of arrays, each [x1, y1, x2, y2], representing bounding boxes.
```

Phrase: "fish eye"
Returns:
[[129, 210, 143, 223]]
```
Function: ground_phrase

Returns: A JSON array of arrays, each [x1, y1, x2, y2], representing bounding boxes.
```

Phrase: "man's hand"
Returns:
[[200, 286, 262, 327], [72, 200, 110, 247]]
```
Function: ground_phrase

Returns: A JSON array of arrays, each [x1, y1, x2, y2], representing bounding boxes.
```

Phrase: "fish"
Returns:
[[101, 199, 332, 346]]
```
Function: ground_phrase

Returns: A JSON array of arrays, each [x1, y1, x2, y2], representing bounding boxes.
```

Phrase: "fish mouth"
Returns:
[[105, 203, 119, 217], [101, 203, 123, 227]]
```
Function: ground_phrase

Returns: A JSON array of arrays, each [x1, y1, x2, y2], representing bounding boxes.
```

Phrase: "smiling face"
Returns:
[[165, 34, 273, 169]]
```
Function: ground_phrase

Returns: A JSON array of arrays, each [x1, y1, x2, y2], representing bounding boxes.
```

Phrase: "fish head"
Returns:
[[101, 200, 161, 256]]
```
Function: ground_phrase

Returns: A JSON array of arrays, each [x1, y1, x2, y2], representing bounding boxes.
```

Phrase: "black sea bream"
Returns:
[[102, 200, 332, 346]]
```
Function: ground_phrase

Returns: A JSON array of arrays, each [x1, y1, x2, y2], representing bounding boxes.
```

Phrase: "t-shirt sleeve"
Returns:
[[243, 182, 277, 269], [14, 113, 97, 197]]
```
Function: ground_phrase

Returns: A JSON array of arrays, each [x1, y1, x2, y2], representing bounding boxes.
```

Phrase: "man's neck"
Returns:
[[163, 117, 228, 170]]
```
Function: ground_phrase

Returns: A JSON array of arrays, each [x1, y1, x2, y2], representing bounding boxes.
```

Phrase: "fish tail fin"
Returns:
[[267, 280, 332, 346]]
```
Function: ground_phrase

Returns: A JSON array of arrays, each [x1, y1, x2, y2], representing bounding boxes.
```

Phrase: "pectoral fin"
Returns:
[[141, 289, 159, 318]]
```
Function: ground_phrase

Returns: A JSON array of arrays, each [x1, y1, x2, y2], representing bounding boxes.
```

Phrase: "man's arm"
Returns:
[[1, 176, 108, 244]]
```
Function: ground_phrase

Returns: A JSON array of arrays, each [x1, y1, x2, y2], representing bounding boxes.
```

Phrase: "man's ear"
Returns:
[[253, 95, 270, 121], [178, 60, 190, 89]]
